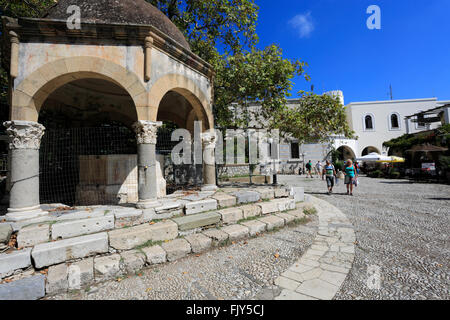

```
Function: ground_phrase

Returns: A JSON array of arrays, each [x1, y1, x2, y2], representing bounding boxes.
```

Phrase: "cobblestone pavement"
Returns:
[[46, 214, 318, 300], [279, 175, 450, 300]]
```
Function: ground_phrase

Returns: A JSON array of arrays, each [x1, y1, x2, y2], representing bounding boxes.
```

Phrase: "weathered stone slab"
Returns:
[[255, 188, 275, 200], [51, 216, 114, 240], [258, 215, 285, 231], [114, 209, 143, 228], [240, 204, 261, 219], [54, 209, 114, 222], [17, 223, 50, 247], [290, 186, 305, 202], [68, 258, 94, 290], [32, 232, 108, 268], [141, 245, 166, 264], [285, 209, 306, 220], [273, 199, 296, 212], [94, 254, 122, 282], [0, 224, 13, 244], [46, 263, 68, 294], [202, 229, 229, 246], [232, 191, 261, 204], [108, 220, 178, 250], [0, 249, 32, 279], [258, 201, 279, 215], [155, 201, 184, 214], [184, 233, 212, 253], [274, 276, 301, 291], [120, 250, 146, 273], [240, 220, 266, 236], [218, 207, 243, 224], [212, 193, 237, 208], [185, 199, 217, 215], [275, 212, 296, 224], [221, 224, 249, 241], [295, 278, 338, 300], [274, 187, 289, 198], [275, 289, 317, 300], [0, 274, 45, 300], [172, 212, 220, 231], [161, 239, 191, 262]]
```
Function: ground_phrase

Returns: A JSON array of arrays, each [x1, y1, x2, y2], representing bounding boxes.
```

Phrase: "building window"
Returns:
[[364, 114, 375, 131], [389, 112, 401, 130], [290, 142, 299, 159]]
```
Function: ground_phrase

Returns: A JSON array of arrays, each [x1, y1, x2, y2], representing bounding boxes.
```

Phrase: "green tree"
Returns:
[[273, 92, 355, 143]]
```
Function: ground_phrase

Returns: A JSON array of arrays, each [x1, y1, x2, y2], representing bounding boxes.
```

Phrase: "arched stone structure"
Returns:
[[336, 146, 356, 161], [362, 146, 381, 156], [2, 2, 216, 220]]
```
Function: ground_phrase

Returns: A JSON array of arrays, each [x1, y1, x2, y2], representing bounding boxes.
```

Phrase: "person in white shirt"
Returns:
[[315, 161, 323, 179]]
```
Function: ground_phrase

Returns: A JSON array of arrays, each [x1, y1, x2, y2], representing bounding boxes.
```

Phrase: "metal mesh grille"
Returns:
[[39, 126, 137, 206]]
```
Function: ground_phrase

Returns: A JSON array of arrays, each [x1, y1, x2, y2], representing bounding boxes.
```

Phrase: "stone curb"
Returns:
[[273, 195, 356, 300]]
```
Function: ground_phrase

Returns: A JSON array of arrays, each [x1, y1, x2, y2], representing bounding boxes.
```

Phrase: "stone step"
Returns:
[[51, 215, 115, 240], [0, 274, 45, 300], [108, 220, 178, 250], [184, 199, 218, 215], [31, 232, 109, 269], [0, 248, 32, 279], [231, 191, 261, 204], [17, 223, 50, 247], [172, 212, 221, 231]]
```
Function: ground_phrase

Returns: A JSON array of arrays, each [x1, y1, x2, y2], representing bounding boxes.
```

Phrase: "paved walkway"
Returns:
[[279, 175, 450, 300], [274, 195, 355, 300]]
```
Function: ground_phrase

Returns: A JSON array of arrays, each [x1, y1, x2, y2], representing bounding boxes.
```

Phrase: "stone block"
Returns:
[[0, 224, 13, 244], [258, 215, 285, 231], [172, 212, 221, 231], [202, 229, 229, 246], [258, 201, 279, 215], [185, 199, 217, 215], [155, 201, 184, 215], [68, 258, 94, 290], [240, 205, 261, 219], [274, 187, 289, 198], [114, 209, 143, 228], [17, 223, 50, 247], [0, 274, 45, 300], [94, 254, 122, 282], [290, 187, 305, 202], [46, 263, 68, 294], [108, 220, 178, 250], [184, 233, 212, 253], [212, 193, 237, 208], [219, 207, 243, 224], [285, 209, 306, 220], [275, 212, 296, 224], [274, 199, 296, 212], [232, 191, 261, 204], [240, 220, 266, 236], [221, 224, 249, 241], [161, 239, 191, 262], [0, 249, 32, 278], [120, 250, 146, 273], [51, 216, 114, 240], [255, 188, 275, 200], [32, 233, 108, 268], [141, 245, 166, 264]]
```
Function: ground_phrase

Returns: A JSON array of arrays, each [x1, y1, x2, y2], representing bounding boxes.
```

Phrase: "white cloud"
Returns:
[[288, 12, 315, 38]]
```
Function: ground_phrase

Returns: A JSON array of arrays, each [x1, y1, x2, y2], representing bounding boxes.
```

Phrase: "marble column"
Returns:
[[133, 120, 162, 208], [201, 131, 218, 191], [3, 121, 48, 221]]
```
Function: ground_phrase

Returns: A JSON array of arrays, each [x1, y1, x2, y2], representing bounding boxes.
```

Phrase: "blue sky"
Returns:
[[255, 0, 450, 104]]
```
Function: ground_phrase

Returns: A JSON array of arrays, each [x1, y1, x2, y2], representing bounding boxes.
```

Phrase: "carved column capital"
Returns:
[[132, 120, 162, 144], [3, 121, 45, 150], [201, 131, 217, 149]]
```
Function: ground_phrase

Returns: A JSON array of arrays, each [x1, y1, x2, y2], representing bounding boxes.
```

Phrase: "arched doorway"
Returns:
[[38, 78, 139, 206], [335, 146, 356, 161], [362, 146, 381, 156]]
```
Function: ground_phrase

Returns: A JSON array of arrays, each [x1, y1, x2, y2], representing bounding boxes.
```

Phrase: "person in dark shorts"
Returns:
[[344, 159, 357, 196], [323, 160, 336, 194], [305, 160, 313, 178]]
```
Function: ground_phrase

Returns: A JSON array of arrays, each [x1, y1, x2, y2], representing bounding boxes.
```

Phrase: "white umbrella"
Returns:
[[356, 152, 391, 162]]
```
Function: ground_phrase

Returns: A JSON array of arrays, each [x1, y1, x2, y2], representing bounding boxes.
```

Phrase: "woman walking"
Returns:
[[344, 159, 357, 196], [323, 160, 336, 194]]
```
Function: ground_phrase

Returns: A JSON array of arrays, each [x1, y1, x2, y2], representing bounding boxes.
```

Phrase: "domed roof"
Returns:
[[42, 0, 190, 50]]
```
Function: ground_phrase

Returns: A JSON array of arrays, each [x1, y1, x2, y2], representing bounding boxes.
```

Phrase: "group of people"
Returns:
[[304, 159, 359, 196]]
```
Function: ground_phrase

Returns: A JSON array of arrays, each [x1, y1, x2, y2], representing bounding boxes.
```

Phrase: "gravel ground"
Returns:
[[279, 175, 450, 300], [46, 215, 318, 300]]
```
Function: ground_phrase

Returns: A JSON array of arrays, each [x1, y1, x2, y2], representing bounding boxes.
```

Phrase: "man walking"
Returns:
[[305, 160, 313, 178], [315, 161, 323, 179]]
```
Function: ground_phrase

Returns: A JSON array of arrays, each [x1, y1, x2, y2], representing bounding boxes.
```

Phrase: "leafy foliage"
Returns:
[[272, 92, 354, 143]]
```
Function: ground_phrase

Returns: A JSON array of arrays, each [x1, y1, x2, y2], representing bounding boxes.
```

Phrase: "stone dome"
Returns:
[[42, 0, 190, 50]]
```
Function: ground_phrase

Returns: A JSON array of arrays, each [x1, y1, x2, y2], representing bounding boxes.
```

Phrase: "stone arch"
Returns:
[[362, 146, 381, 156], [10, 56, 147, 122], [149, 73, 214, 130], [336, 145, 356, 161]]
